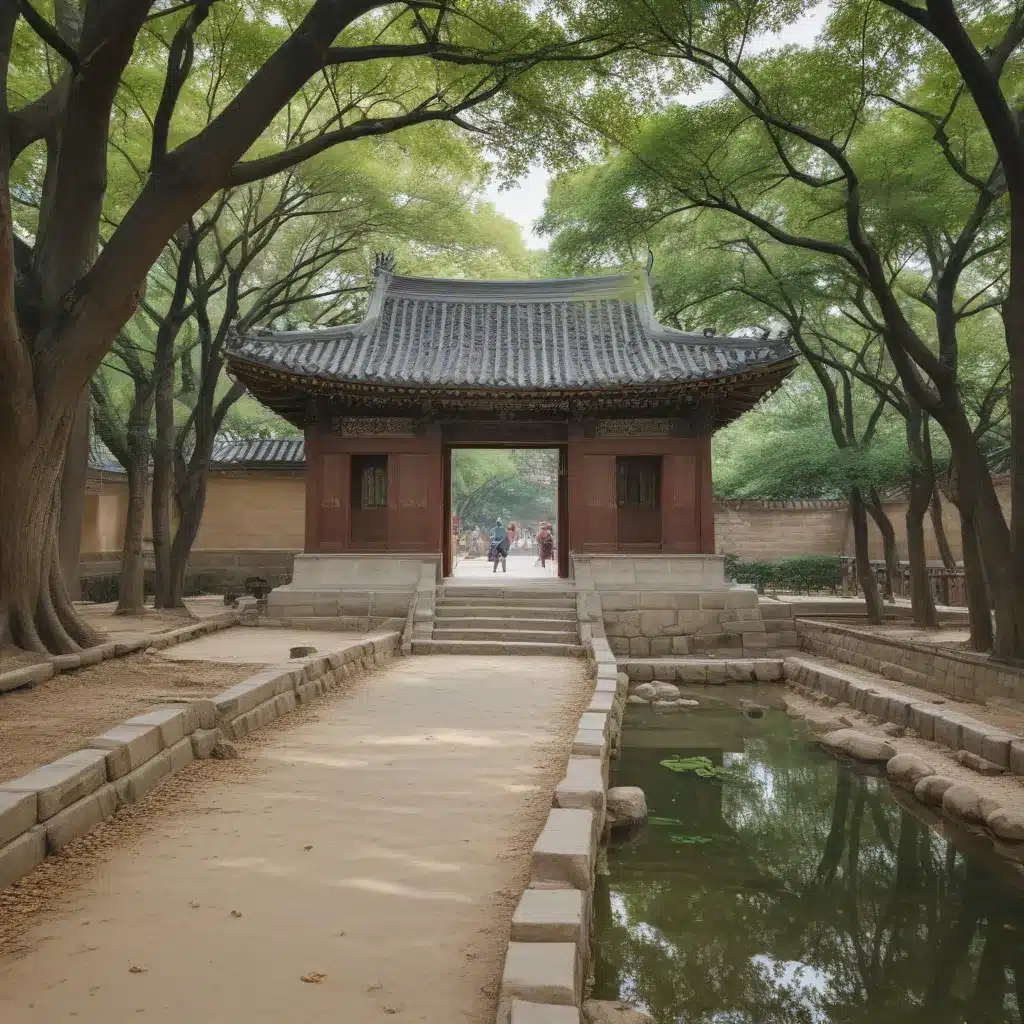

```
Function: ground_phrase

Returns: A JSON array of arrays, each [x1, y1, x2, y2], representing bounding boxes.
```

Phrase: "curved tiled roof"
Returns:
[[228, 273, 795, 392], [210, 438, 305, 466], [89, 436, 306, 474]]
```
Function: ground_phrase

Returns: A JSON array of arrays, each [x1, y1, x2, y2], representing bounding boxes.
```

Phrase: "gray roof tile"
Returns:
[[228, 273, 794, 391]]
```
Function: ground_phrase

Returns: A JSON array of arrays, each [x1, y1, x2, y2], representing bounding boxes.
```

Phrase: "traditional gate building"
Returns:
[[226, 269, 795, 619]]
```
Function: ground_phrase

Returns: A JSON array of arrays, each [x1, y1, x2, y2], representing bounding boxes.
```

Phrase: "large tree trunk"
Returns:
[[906, 472, 939, 628], [930, 486, 957, 571], [0, 420, 102, 653], [117, 423, 150, 615], [58, 388, 90, 601], [168, 470, 208, 608], [945, 419, 1022, 659], [958, 502, 994, 652], [850, 486, 884, 625], [865, 488, 899, 602], [151, 340, 176, 608]]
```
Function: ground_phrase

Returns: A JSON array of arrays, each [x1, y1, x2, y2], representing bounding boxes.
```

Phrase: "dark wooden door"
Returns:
[[663, 453, 699, 552], [581, 453, 617, 550], [388, 453, 431, 551], [319, 452, 350, 550]]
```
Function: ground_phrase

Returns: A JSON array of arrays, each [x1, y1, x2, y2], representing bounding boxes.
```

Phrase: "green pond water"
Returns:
[[593, 686, 1024, 1023]]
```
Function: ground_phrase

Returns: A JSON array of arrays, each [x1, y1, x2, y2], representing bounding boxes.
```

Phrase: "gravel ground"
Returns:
[[0, 652, 260, 783]]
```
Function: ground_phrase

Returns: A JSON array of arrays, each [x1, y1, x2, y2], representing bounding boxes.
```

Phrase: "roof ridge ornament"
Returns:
[[372, 251, 396, 277]]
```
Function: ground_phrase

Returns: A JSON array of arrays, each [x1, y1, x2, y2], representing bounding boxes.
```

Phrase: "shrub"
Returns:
[[81, 574, 120, 604], [724, 554, 842, 593]]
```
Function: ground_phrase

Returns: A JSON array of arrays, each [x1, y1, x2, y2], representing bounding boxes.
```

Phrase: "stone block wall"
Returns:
[[797, 620, 1024, 705], [602, 589, 798, 657]]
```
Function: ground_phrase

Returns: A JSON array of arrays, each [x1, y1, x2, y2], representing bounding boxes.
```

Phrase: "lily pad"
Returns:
[[669, 835, 714, 845], [660, 755, 733, 779], [647, 815, 686, 827]]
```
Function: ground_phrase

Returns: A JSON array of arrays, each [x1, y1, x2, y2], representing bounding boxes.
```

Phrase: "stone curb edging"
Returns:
[[785, 655, 1024, 774], [795, 618, 1024, 705], [786, 654, 1024, 851], [0, 632, 400, 892], [0, 613, 243, 696], [495, 593, 624, 1024]]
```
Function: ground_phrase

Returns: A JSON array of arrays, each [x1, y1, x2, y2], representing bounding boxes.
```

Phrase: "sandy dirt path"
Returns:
[[0, 654, 590, 1023]]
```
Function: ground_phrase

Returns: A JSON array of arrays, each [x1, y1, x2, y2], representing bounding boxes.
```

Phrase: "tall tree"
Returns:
[[551, 0, 1019, 652], [2, 0, 620, 653]]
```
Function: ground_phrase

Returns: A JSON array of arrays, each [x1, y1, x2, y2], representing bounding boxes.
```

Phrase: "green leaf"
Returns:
[[668, 835, 714, 845]]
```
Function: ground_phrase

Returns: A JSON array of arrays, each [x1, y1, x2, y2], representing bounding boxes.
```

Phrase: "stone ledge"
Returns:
[[0, 749, 108, 821], [532, 808, 596, 892], [511, 888, 588, 946], [501, 942, 580, 1007], [509, 1002, 581, 1024]]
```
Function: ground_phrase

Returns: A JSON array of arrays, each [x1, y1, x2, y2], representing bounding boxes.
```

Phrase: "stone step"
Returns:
[[433, 615, 577, 630], [438, 593, 575, 608], [433, 628, 580, 644], [435, 604, 578, 621], [411, 639, 586, 657], [442, 585, 575, 599]]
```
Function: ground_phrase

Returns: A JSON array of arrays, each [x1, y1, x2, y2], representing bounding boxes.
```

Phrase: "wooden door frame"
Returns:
[[443, 442, 569, 579]]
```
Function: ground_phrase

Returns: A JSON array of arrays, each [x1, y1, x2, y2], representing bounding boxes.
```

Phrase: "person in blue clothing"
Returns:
[[489, 518, 509, 573]]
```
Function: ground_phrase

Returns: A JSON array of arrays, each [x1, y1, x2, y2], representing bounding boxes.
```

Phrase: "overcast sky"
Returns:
[[482, 3, 832, 248]]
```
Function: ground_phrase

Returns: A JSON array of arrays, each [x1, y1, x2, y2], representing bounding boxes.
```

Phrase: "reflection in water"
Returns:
[[594, 692, 1024, 1024]]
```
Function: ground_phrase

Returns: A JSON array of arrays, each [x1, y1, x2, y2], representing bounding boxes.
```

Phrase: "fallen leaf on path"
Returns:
[[304, 845, 313, 851], [128, 966, 146, 974], [301, 973, 327, 984], [230, 910, 242, 918], [367, 983, 383, 992], [188, 902, 200, 909]]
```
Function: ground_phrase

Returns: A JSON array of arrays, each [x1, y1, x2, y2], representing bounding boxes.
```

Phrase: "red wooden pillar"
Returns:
[[697, 435, 715, 554]]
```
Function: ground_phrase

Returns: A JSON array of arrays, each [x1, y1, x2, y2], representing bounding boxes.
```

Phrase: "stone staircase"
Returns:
[[411, 582, 584, 656]]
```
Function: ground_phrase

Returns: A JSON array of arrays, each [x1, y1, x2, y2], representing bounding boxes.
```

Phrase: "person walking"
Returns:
[[537, 521, 554, 569], [490, 518, 509, 573]]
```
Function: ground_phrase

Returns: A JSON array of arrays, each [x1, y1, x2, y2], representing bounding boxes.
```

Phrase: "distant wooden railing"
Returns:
[[840, 557, 967, 607]]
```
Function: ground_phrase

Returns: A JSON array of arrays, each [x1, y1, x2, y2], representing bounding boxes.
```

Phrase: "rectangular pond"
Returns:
[[594, 685, 1024, 1023]]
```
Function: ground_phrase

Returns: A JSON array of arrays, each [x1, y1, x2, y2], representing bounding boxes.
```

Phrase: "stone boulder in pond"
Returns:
[[606, 787, 647, 828], [651, 681, 681, 700], [914, 775, 956, 807], [941, 783, 986, 823], [886, 753, 935, 791], [819, 729, 896, 763], [631, 683, 657, 702], [584, 1001, 655, 1024], [986, 807, 1024, 841]]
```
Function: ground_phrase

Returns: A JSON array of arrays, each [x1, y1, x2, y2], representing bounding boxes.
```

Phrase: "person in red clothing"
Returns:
[[537, 522, 554, 568]]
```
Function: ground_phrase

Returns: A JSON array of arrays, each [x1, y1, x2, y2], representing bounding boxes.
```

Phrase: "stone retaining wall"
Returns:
[[797, 619, 1024, 705], [601, 589, 798, 658], [784, 655, 1024, 772], [496, 596, 624, 1023], [0, 633, 399, 891], [0, 613, 241, 695]]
